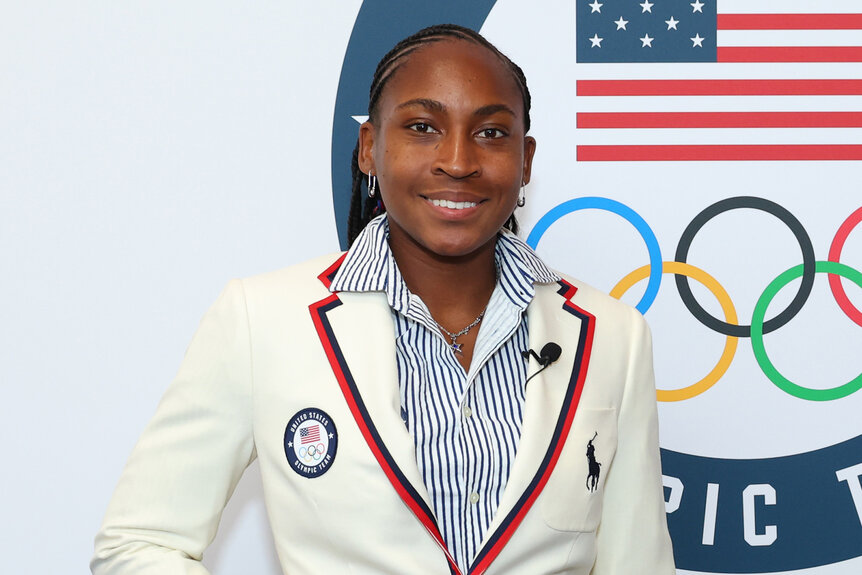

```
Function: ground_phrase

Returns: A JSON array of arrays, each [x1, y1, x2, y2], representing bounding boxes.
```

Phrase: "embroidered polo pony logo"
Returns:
[[586, 432, 601, 492]]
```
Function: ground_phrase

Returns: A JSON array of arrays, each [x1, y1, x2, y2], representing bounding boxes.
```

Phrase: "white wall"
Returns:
[[1, 2, 358, 573]]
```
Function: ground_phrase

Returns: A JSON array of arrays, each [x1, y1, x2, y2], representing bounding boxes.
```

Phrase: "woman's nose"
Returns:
[[432, 131, 480, 179]]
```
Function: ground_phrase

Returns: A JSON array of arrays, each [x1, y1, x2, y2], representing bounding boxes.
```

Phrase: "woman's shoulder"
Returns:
[[238, 252, 347, 301], [541, 270, 649, 331]]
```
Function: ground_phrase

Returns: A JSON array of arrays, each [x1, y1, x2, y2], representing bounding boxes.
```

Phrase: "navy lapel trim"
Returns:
[[310, 262, 462, 575], [469, 279, 596, 575]]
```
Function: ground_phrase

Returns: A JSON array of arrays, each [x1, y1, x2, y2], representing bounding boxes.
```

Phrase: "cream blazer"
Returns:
[[92, 253, 675, 575]]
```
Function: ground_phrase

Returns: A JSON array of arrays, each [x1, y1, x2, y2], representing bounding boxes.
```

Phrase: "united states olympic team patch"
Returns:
[[284, 408, 338, 478]]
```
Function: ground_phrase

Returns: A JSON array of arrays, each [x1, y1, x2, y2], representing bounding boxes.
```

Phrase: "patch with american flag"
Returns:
[[283, 408, 338, 478]]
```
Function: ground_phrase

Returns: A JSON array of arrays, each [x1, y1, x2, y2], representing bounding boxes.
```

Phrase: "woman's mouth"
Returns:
[[427, 198, 478, 210]]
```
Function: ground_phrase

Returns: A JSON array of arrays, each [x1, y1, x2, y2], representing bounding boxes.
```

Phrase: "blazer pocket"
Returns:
[[540, 407, 618, 532]]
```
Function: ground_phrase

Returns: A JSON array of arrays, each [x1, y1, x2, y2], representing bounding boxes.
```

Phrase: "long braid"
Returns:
[[347, 145, 364, 244], [346, 23, 532, 246]]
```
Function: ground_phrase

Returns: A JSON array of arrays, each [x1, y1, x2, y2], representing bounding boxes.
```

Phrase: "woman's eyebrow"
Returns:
[[393, 100, 515, 118], [395, 98, 444, 112], [474, 104, 516, 118]]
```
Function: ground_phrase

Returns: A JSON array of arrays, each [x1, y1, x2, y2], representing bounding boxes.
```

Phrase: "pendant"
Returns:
[[451, 342, 463, 354]]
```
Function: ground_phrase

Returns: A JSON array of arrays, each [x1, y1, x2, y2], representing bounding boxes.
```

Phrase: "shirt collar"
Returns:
[[329, 214, 560, 313]]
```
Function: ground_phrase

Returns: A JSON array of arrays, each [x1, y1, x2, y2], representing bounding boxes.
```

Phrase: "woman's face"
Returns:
[[359, 39, 536, 260]]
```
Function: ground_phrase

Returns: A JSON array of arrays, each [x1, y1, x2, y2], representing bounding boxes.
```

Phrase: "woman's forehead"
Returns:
[[379, 39, 524, 112]]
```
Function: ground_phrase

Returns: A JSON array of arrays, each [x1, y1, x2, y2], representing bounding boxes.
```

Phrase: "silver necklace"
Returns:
[[434, 308, 487, 355]]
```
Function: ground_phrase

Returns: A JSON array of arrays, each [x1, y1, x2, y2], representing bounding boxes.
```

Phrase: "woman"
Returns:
[[92, 24, 674, 575]]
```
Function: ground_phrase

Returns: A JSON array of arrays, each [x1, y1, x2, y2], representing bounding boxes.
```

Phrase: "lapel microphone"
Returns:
[[522, 342, 562, 367], [522, 342, 563, 385]]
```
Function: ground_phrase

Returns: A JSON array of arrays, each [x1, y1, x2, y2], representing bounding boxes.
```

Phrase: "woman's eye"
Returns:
[[480, 128, 506, 139], [409, 123, 438, 134]]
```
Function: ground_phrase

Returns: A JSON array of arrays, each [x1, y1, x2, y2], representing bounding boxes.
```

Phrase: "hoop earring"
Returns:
[[517, 182, 526, 207], [368, 172, 377, 198]]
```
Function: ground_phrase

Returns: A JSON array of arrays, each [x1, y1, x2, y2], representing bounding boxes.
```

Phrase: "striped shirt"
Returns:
[[330, 215, 559, 572]]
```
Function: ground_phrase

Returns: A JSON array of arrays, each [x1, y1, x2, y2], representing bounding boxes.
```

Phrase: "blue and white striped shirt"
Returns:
[[330, 215, 559, 572]]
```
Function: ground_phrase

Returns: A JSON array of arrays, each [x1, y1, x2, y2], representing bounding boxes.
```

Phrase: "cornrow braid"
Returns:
[[347, 23, 532, 246]]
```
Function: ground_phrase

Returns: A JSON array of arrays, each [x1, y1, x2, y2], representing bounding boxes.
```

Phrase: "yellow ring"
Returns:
[[610, 262, 739, 402]]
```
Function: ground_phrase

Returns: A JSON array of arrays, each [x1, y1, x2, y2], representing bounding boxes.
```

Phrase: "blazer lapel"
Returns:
[[470, 280, 596, 575], [309, 260, 461, 574]]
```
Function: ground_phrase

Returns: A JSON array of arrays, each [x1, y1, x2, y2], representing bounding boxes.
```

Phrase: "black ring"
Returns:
[[674, 196, 816, 337]]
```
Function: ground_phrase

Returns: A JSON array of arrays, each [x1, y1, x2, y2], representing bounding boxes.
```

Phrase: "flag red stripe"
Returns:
[[577, 145, 862, 161], [718, 46, 862, 62], [578, 112, 862, 129], [577, 79, 862, 96], [718, 13, 862, 30]]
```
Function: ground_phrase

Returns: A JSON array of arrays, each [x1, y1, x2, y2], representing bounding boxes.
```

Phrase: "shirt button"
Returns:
[[470, 492, 480, 504], [463, 405, 473, 418]]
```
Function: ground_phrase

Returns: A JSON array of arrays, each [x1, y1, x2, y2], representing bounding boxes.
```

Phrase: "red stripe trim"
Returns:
[[558, 281, 578, 301], [718, 46, 862, 62], [317, 253, 347, 288], [578, 112, 862, 129], [577, 145, 862, 161], [718, 13, 862, 30], [577, 79, 862, 96], [471, 280, 593, 575], [308, 294, 461, 575]]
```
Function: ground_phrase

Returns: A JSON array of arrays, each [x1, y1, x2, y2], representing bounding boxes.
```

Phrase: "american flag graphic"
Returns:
[[300, 425, 321, 444], [574, 0, 862, 161]]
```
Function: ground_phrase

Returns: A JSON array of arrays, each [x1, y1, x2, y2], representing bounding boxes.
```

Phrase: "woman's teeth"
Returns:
[[429, 199, 477, 210]]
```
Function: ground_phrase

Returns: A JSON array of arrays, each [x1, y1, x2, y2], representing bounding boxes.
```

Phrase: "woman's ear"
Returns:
[[358, 121, 376, 174], [522, 136, 537, 184]]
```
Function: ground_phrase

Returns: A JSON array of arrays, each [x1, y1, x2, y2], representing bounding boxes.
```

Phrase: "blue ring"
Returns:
[[526, 197, 663, 313]]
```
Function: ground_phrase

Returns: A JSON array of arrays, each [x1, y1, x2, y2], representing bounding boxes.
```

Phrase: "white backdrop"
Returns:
[[2, 1, 860, 574]]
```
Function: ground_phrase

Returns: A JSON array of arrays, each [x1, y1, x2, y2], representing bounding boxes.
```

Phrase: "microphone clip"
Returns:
[[523, 342, 563, 387], [522, 342, 563, 367], [522, 348, 550, 366]]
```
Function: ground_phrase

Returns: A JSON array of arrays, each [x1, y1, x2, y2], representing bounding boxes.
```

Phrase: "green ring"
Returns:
[[751, 261, 862, 401]]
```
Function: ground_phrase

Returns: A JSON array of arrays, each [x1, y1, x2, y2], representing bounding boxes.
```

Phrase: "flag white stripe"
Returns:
[[573, 62, 860, 80], [719, 0, 862, 14], [718, 30, 862, 47], [574, 128, 862, 146], [577, 96, 862, 113]]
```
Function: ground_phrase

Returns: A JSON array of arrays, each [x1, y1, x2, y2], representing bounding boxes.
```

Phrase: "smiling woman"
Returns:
[[355, 33, 535, 370], [92, 24, 675, 575]]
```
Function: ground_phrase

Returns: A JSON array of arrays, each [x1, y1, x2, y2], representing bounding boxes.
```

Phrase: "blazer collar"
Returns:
[[329, 214, 560, 316], [311, 257, 594, 575], [470, 279, 594, 574], [311, 260, 460, 573]]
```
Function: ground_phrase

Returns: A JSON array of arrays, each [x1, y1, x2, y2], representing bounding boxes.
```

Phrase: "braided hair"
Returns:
[[346, 24, 533, 246]]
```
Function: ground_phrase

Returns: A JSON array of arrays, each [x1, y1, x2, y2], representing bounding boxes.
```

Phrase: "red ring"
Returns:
[[828, 206, 862, 327]]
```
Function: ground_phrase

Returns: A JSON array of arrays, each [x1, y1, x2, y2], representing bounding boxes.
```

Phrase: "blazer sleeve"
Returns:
[[591, 310, 676, 575], [91, 280, 256, 575]]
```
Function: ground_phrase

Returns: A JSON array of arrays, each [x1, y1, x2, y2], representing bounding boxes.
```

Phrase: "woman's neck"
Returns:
[[391, 233, 498, 372], [389, 232, 498, 318]]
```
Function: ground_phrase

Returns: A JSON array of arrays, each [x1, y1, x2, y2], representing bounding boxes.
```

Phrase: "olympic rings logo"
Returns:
[[298, 443, 327, 464], [527, 197, 862, 403]]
